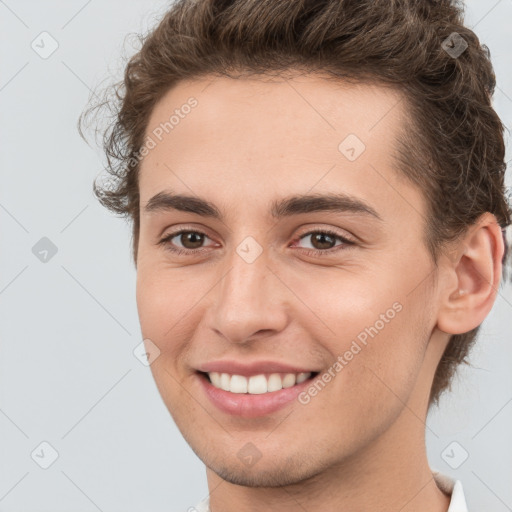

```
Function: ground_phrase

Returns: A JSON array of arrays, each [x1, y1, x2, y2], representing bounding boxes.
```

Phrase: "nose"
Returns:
[[208, 244, 289, 344]]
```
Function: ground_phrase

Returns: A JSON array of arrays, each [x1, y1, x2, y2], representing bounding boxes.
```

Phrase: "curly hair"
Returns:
[[79, 0, 512, 408]]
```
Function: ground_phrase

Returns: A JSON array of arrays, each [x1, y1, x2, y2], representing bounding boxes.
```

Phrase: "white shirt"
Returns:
[[432, 470, 469, 512], [191, 471, 468, 512]]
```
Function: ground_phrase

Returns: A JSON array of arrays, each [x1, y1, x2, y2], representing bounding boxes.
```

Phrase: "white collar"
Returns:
[[432, 470, 469, 512], [193, 471, 468, 512]]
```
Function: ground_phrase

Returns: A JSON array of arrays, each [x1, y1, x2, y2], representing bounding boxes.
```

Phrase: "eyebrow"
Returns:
[[143, 190, 383, 221]]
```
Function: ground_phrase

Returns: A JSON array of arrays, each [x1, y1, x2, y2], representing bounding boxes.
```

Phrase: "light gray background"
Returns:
[[1, 1, 511, 511]]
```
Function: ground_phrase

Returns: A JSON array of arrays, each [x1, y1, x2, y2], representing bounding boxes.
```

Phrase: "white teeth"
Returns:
[[296, 372, 310, 384], [209, 371, 221, 388], [206, 371, 312, 394], [220, 372, 231, 391], [248, 375, 267, 394], [230, 374, 248, 393], [282, 373, 296, 388], [267, 373, 283, 392]]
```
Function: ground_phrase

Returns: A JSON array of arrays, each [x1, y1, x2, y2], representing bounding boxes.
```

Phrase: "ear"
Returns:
[[436, 213, 505, 335]]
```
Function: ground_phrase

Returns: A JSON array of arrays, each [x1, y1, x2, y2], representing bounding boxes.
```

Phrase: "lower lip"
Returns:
[[197, 372, 316, 418]]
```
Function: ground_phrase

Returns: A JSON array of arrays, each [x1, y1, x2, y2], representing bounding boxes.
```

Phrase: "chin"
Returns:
[[211, 464, 312, 488], [202, 449, 327, 488]]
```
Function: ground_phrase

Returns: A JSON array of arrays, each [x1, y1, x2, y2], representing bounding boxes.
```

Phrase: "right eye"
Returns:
[[158, 229, 216, 255]]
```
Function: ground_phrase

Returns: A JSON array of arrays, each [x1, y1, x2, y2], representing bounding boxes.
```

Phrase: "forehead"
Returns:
[[138, 73, 416, 222], [143, 74, 406, 156]]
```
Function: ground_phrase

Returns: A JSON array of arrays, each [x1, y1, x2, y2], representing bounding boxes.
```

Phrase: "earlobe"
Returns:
[[436, 213, 504, 335]]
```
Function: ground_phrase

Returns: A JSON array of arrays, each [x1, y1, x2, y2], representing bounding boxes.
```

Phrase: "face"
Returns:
[[135, 73, 446, 486]]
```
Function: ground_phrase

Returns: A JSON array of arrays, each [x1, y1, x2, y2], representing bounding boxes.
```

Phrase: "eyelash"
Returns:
[[157, 228, 355, 257]]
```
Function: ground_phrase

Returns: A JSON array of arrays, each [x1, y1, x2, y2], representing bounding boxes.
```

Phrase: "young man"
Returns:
[[81, 0, 511, 510]]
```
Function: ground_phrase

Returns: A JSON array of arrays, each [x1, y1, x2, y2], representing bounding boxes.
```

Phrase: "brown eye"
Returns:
[[158, 229, 214, 254], [178, 231, 205, 249], [293, 229, 355, 256], [308, 232, 337, 250]]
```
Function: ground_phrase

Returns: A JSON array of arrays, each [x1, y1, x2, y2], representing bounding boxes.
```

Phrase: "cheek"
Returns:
[[294, 267, 430, 402], [135, 268, 201, 417], [135, 266, 197, 355]]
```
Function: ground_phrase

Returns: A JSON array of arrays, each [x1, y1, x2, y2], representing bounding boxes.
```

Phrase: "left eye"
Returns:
[[293, 230, 355, 254]]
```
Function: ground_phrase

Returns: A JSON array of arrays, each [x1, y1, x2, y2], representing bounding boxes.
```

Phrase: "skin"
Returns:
[[135, 73, 503, 512]]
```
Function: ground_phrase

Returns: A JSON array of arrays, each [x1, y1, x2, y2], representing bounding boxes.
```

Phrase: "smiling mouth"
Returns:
[[198, 370, 320, 394]]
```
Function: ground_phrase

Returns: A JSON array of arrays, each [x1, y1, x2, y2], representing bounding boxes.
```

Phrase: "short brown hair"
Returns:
[[79, 0, 512, 407]]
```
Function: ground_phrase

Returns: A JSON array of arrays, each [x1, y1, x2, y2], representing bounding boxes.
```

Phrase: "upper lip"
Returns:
[[197, 360, 319, 376]]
